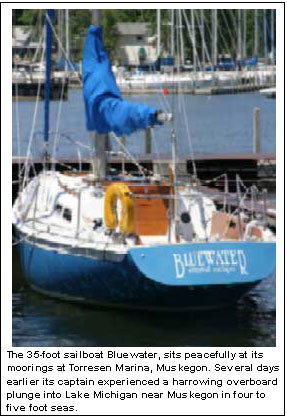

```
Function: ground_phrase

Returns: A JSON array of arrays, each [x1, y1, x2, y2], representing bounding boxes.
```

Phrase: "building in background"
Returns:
[[115, 23, 157, 68], [12, 26, 43, 62]]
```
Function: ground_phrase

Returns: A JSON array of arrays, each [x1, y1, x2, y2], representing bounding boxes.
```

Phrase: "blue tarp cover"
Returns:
[[83, 26, 158, 136]]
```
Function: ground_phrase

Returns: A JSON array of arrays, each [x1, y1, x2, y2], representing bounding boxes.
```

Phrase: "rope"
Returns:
[[110, 132, 146, 177], [221, 10, 238, 55], [14, 63, 22, 193], [179, 92, 197, 178], [51, 80, 67, 169], [50, 132, 92, 172], [193, 10, 212, 67], [220, 186, 251, 239], [31, 29, 44, 63], [150, 129, 164, 178], [182, 10, 204, 71], [23, 36, 46, 189]]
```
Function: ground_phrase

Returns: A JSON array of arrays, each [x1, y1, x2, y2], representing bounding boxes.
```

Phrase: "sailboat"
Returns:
[[259, 87, 276, 99], [12, 11, 276, 311]]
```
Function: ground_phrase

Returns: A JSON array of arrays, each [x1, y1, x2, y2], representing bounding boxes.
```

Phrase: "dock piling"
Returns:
[[145, 128, 152, 154]]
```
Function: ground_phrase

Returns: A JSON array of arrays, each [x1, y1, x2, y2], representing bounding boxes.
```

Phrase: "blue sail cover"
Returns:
[[83, 26, 158, 136]]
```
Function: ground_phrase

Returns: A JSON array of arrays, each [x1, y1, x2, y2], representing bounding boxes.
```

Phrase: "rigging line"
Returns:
[[155, 80, 172, 114], [31, 29, 44, 64], [178, 88, 197, 179], [145, 59, 171, 114], [51, 79, 67, 170], [221, 9, 237, 55], [46, 13, 82, 86], [14, 63, 22, 193], [173, 13, 197, 179], [149, 79, 170, 114], [175, 8, 183, 148], [216, 12, 239, 61], [193, 10, 212, 66], [202, 12, 213, 60], [150, 129, 164, 178], [182, 9, 202, 71], [51, 133, 93, 171], [23, 41, 46, 189], [229, 9, 239, 41], [60, 133, 92, 151], [110, 132, 146, 178]]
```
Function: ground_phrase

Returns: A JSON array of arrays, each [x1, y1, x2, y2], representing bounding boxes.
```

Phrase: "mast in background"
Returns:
[[178, 10, 185, 66], [263, 9, 268, 64], [271, 9, 275, 65], [200, 10, 205, 66], [237, 9, 242, 60], [65, 9, 69, 75], [157, 9, 161, 57], [170, 9, 174, 57], [212, 10, 217, 68], [254, 9, 258, 57], [191, 10, 196, 72], [57, 9, 63, 60], [44, 10, 55, 150], [243, 9, 247, 59]]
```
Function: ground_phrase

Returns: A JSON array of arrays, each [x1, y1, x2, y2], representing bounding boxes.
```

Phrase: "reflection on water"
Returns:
[[12, 247, 275, 347]]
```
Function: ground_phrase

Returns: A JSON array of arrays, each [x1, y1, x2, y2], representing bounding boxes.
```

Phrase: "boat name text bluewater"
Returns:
[[173, 249, 248, 278]]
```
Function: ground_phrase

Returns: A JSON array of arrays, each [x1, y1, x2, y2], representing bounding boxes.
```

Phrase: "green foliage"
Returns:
[[101, 10, 119, 59], [15, 9, 40, 25]]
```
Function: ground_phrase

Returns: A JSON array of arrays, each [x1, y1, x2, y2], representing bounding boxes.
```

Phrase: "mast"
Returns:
[[254, 9, 258, 56], [243, 9, 247, 59], [237, 9, 242, 60], [157, 9, 161, 57], [212, 10, 217, 68], [44, 10, 54, 151], [65, 9, 69, 75], [91, 9, 108, 180], [200, 10, 205, 66], [263, 9, 268, 64], [191, 10, 196, 72], [178, 10, 185, 66], [57, 10, 63, 60], [271, 9, 275, 65], [170, 9, 174, 57]]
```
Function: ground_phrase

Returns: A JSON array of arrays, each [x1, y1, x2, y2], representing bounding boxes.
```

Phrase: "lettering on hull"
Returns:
[[173, 250, 248, 279]]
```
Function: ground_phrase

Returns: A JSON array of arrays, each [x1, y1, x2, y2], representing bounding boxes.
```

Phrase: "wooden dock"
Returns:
[[12, 153, 276, 180], [12, 152, 275, 193], [12, 152, 276, 164]]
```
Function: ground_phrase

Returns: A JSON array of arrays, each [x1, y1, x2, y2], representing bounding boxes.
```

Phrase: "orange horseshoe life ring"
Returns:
[[104, 183, 135, 235]]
